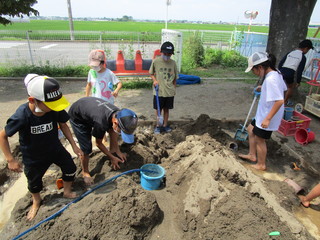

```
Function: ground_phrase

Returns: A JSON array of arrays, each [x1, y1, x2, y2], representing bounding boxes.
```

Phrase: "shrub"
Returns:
[[203, 48, 224, 67], [203, 48, 247, 68], [181, 31, 204, 72], [0, 64, 89, 77], [221, 50, 247, 68]]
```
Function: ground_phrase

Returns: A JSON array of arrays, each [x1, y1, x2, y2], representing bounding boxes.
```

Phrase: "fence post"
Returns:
[[26, 31, 34, 65], [100, 32, 103, 49]]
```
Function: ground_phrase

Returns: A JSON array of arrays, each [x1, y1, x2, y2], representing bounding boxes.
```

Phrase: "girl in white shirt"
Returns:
[[239, 52, 287, 171]]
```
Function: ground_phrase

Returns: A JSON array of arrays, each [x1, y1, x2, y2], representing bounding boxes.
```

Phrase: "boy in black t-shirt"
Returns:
[[68, 97, 138, 185], [0, 74, 83, 221]]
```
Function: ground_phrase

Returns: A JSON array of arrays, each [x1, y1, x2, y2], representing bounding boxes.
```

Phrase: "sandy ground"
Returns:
[[1, 78, 320, 240]]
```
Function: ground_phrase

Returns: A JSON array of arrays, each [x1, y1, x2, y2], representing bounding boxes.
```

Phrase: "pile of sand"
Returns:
[[1, 115, 315, 240]]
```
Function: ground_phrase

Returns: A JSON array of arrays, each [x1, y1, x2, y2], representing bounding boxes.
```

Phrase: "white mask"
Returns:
[[162, 55, 171, 61], [34, 101, 44, 113], [92, 66, 101, 72]]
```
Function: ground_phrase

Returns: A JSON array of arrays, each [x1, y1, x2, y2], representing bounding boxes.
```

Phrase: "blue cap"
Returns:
[[116, 109, 138, 144]]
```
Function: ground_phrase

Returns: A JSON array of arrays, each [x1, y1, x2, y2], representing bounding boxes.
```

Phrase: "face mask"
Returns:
[[113, 126, 121, 135], [92, 66, 101, 72], [162, 55, 171, 61], [34, 101, 44, 113]]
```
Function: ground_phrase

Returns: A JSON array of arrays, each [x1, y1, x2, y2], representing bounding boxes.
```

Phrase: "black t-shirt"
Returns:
[[68, 97, 119, 139], [5, 103, 69, 164]]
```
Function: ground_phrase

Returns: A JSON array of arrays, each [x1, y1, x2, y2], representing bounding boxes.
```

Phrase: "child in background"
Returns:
[[299, 183, 320, 208], [239, 52, 287, 171], [0, 74, 83, 220], [86, 49, 122, 105], [149, 41, 179, 134], [278, 39, 314, 105]]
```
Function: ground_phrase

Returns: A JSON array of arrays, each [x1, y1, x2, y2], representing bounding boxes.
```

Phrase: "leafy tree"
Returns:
[[0, 0, 39, 25], [267, 0, 317, 64]]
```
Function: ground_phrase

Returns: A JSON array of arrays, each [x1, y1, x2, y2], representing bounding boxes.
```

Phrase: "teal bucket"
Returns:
[[140, 164, 165, 190], [284, 107, 294, 120]]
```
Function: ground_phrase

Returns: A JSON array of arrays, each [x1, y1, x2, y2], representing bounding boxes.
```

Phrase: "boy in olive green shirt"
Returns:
[[149, 41, 179, 134]]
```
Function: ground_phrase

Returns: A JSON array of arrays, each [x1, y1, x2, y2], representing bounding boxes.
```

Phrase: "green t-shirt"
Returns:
[[149, 56, 179, 97]]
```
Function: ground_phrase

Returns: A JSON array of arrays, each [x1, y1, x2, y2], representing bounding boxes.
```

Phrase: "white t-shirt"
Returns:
[[255, 71, 287, 131], [281, 49, 303, 71], [87, 68, 120, 104]]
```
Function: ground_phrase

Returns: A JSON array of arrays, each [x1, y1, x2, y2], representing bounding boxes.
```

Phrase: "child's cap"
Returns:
[[116, 108, 138, 144], [299, 39, 314, 49], [245, 52, 268, 72], [161, 41, 174, 54], [24, 74, 70, 111], [88, 49, 106, 67], [24, 73, 40, 87]]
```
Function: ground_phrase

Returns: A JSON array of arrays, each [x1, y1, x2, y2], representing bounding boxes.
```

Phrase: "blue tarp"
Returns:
[[177, 74, 201, 85]]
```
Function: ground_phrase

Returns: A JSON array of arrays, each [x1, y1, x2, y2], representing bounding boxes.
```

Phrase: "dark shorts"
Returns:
[[251, 119, 272, 140], [24, 148, 76, 193], [280, 68, 295, 85], [69, 119, 93, 155], [153, 96, 174, 110]]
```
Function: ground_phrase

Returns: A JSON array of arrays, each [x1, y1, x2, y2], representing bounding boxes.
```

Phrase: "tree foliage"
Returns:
[[0, 0, 39, 25]]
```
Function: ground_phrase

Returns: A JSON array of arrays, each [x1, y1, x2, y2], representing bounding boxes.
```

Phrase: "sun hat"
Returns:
[[88, 49, 106, 67], [299, 39, 314, 50], [24, 74, 70, 111], [116, 108, 138, 144], [160, 41, 174, 54], [245, 52, 269, 72]]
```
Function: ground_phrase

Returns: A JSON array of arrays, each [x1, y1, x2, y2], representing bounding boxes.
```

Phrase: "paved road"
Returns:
[[0, 40, 160, 66]]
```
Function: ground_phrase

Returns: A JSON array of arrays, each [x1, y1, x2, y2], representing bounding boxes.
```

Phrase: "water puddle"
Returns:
[[295, 207, 320, 240], [0, 173, 27, 232], [241, 162, 320, 240]]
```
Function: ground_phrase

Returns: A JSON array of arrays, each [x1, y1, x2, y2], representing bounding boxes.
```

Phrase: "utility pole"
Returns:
[[165, 0, 171, 29], [67, 0, 75, 40]]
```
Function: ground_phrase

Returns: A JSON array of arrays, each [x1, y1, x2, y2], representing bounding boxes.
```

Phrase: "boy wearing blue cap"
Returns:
[[0, 74, 83, 220], [68, 97, 138, 185]]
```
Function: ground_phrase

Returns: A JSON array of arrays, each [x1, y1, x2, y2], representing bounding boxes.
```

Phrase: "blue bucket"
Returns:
[[284, 107, 294, 121], [140, 164, 165, 190]]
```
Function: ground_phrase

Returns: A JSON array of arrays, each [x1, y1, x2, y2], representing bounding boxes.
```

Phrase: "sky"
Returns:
[[33, 0, 320, 24]]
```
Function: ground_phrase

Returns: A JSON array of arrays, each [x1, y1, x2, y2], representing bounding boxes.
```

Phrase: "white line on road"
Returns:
[[0, 42, 26, 49], [41, 44, 58, 49]]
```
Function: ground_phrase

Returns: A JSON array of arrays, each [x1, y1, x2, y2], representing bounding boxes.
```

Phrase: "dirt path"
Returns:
[[1, 78, 320, 239]]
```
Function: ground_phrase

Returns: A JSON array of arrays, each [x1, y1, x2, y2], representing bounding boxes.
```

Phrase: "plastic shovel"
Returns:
[[155, 85, 164, 126], [108, 82, 114, 91], [234, 89, 260, 141], [108, 82, 121, 107]]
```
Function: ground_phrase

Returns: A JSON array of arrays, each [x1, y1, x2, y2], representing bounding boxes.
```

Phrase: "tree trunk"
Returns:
[[267, 0, 317, 64]]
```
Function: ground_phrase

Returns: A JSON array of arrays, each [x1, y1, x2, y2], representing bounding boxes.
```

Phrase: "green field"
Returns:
[[0, 20, 269, 33], [0, 20, 318, 37], [0, 20, 318, 42]]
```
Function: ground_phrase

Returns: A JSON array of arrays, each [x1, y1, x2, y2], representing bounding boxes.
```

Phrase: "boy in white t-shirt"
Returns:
[[278, 39, 314, 105], [85, 49, 122, 105], [239, 52, 287, 171]]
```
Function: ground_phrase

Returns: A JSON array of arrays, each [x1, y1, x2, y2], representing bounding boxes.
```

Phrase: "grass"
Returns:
[[0, 20, 318, 37], [183, 65, 250, 79], [0, 20, 267, 33]]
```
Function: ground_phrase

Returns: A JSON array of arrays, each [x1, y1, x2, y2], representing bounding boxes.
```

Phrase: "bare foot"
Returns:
[[298, 195, 310, 208], [27, 203, 41, 221], [63, 191, 77, 198], [83, 172, 93, 186], [251, 164, 266, 171], [238, 154, 257, 162]]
